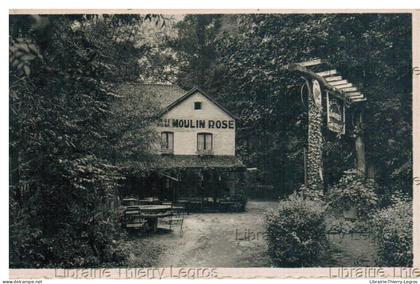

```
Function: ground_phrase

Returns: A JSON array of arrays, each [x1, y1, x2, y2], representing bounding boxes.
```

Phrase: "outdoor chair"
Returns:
[[158, 210, 184, 236], [171, 204, 187, 215], [170, 211, 184, 236], [124, 209, 147, 230], [174, 200, 190, 215]]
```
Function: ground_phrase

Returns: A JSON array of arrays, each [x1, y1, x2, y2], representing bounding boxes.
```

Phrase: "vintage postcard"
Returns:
[[7, 8, 420, 280]]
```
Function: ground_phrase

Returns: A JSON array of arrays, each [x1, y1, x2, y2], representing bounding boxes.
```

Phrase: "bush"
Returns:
[[371, 193, 413, 266], [10, 196, 128, 268], [9, 198, 46, 268], [297, 184, 324, 201], [327, 170, 378, 218], [9, 156, 129, 268], [265, 192, 327, 267], [325, 217, 370, 234]]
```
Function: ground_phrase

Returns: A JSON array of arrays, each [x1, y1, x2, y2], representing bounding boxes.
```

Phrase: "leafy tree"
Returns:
[[323, 14, 412, 195], [106, 84, 161, 164], [171, 15, 223, 92], [9, 14, 161, 267], [141, 15, 227, 93]]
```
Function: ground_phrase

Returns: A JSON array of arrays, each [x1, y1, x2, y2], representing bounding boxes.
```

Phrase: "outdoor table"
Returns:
[[138, 199, 162, 205], [171, 205, 186, 215], [121, 198, 138, 206], [137, 205, 173, 232]]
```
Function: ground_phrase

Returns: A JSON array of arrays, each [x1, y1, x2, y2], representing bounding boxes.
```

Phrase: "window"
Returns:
[[194, 102, 202, 110], [197, 133, 213, 152], [161, 132, 174, 153]]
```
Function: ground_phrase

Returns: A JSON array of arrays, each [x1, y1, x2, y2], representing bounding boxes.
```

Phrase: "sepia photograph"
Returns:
[[8, 10, 416, 278]]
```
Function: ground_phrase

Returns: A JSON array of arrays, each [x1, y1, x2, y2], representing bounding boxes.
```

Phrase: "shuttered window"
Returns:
[[161, 132, 174, 151], [197, 133, 213, 151]]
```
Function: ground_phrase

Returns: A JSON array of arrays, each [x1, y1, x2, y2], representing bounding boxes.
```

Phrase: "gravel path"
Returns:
[[140, 201, 275, 267]]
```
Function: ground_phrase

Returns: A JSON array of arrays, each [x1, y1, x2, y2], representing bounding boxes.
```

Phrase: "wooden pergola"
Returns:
[[285, 58, 368, 192], [287, 59, 366, 105]]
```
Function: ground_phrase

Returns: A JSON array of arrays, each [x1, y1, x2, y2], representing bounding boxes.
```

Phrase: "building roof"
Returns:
[[161, 87, 238, 120], [115, 83, 238, 120], [120, 155, 245, 172], [116, 83, 187, 109]]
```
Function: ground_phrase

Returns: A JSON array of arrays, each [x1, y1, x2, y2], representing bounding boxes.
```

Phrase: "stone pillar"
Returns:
[[306, 79, 324, 191]]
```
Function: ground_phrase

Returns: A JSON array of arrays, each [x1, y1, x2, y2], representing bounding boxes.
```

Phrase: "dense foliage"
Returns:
[[371, 194, 413, 266], [9, 15, 161, 267], [170, 15, 224, 92], [265, 193, 327, 267], [327, 170, 379, 218]]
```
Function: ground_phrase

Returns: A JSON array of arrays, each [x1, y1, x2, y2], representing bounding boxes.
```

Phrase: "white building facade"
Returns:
[[156, 88, 236, 156]]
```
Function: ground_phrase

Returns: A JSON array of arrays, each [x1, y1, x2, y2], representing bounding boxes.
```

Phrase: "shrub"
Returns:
[[327, 170, 378, 218], [265, 192, 327, 267], [325, 217, 370, 234], [9, 156, 129, 268], [297, 184, 324, 201], [371, 193, 413, 266], [10, 197, 128, 268], [9, 198, 46, 268]]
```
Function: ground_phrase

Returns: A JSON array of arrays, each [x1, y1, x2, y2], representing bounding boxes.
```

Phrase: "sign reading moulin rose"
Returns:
[[326, 91, 346, 134], [158, 118, 235, 129]]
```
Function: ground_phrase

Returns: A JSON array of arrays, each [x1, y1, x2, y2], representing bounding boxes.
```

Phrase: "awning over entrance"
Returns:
[[119, 155, 246, 207], [120, 155, 245, 172], [154, 155, 245, 169]]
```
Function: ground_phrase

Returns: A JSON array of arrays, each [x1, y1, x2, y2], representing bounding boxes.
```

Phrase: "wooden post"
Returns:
[[303, 147, 308, 186], [199, 169, 204, 210], [355, 111, 366, 176]]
